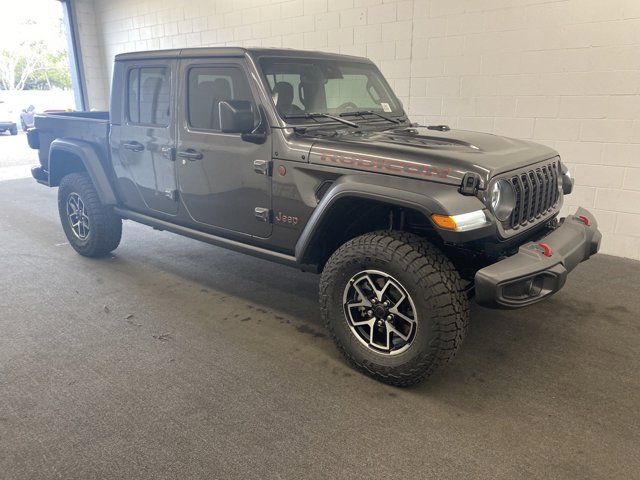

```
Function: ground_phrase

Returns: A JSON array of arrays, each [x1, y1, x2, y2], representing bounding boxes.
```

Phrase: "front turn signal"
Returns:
[[431, 210, 490, 232], [432, 214, 458, 230]]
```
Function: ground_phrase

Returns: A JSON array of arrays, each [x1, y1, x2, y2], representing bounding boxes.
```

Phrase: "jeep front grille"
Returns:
[[508, 159, 560, 231]]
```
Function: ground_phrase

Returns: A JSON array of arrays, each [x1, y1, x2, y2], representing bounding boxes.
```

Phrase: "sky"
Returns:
[[0, 0, 67, 49]]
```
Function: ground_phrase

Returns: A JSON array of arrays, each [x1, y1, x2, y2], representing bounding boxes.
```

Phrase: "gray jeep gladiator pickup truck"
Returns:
[[27, 47, 601, 386]]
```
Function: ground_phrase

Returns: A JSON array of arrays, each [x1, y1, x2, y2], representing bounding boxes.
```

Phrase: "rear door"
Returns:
[[112, 60, 178, 215], [176, 58, 272, 238]]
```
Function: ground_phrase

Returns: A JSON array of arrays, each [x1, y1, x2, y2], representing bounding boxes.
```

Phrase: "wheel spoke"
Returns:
[[370, 324, 389, 350], [352, 318, 374, 328], [389, 308, 415, 328], [362, 274, 382, 300], [380, 278, 394, 298], [387, 322, 410, 342], [390, 290, 406, 309], [352, 282, 372, 307]]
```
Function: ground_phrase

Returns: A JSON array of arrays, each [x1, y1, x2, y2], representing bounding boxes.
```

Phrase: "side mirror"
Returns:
[[219, 100, 254, 134]]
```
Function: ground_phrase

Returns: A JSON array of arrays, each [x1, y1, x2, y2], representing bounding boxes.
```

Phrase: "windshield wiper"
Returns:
[[339, 110, 402, 124], [284, 112, 360, 128]]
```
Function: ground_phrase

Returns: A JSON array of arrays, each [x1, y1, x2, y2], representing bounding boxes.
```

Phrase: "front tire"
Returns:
[[58, 172, 122, 257], [320, 231, 469, 387]]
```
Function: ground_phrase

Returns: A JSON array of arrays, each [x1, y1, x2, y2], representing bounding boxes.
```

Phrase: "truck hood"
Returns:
[[308, 126, 558, 187]]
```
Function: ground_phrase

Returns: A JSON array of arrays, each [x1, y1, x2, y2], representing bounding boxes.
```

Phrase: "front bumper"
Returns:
[[475, 207, 601, 308]]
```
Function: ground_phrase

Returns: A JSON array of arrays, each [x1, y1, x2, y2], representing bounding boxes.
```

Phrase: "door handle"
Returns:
[[177, 149, 203, 161], [122, 141, 144, 152]]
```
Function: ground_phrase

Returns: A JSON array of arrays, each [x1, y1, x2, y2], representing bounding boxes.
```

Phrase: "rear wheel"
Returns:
[[320, 231, 469, 387], [58, 172, 122, 257]]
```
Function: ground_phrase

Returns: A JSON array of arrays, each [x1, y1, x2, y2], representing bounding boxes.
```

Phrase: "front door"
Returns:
[[176, 59, 272, 238], [113, 60, 178, 215]]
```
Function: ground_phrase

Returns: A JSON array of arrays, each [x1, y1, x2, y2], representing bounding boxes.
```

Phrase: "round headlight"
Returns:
[[490, 179, 516, 222]]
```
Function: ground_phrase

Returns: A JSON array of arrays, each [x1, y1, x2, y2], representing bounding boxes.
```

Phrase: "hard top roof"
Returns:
[[114, 47, 372, 63]]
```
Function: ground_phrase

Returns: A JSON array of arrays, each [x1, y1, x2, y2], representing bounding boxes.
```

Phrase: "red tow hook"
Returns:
[[578, 215, 591, 226], [538, 242, 552, 257]]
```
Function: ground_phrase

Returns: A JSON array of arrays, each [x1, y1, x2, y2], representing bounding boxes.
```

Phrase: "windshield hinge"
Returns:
[[253, 159, 272, 176], [460, 172, 481, 195], [254, 207, 272, 223]]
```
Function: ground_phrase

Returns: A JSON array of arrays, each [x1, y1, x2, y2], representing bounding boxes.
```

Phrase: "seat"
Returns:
[[272, 81, 302, 114], [140, 76, 161, 124], [190, 81, 216, 129], [210, 78, 232, 130]]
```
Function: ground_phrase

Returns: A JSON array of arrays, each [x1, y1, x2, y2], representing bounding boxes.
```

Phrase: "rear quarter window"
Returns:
[[127, 67, 171, 127]]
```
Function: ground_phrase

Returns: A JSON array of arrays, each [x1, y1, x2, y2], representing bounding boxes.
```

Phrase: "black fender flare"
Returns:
[[294, 174, 493, 264], [48, 138, 118, 205]]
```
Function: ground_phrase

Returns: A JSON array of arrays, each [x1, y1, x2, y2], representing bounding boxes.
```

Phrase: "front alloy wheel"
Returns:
[[343, 270, 417, 355]]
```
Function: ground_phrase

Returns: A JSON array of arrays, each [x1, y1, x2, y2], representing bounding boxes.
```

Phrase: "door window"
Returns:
[[127, 67, 171, 126], [187, 66, 256, 131]]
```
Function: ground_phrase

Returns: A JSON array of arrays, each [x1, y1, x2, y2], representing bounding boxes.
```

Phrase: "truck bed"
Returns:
[[31, 111, 110, 171]]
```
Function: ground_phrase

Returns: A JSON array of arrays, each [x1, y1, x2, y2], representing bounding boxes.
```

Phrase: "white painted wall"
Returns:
[[78, 0, 640, 260]]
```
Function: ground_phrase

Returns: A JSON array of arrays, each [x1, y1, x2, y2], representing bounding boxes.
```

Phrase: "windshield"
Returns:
[[259, 57, 405, 123]]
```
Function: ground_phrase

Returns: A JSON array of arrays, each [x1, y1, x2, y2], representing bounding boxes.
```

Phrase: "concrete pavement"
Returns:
[[0, 130, 34, 181], [0, 177, 639, 479]]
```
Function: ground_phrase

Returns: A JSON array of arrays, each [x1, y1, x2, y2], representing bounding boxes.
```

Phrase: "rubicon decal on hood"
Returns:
[[318, 151, 452, 180]]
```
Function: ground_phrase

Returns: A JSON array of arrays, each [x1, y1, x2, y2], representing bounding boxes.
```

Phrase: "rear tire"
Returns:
[[58, 172, 122, 257], [320, 231, 469, 387], [9, 125, 17, 135]]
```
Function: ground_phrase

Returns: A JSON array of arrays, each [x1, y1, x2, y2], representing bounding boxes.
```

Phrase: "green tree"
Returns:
[[0, 18, 71, 90], [24, 51, 72, 90]]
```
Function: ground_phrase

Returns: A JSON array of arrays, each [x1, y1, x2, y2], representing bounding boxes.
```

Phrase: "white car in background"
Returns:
[[0, 101, 18, 136]]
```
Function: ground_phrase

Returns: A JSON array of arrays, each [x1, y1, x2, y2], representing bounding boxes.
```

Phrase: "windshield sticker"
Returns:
[[380, 102, 392, 112]]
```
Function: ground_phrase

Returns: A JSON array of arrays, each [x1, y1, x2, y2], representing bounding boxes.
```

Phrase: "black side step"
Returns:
[[112, 207, 312, 271]]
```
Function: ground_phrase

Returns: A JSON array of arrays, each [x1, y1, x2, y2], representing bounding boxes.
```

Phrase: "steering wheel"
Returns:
[[337, 102, 359, 111]]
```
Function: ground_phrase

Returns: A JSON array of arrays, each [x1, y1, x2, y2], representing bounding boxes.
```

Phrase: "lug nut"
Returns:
[[383, 301, 389, 307], [386, 314, 393, 321], [367, 310, 373, 317], [377, 319, 384, 327], [371, 298, 377, 304]]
